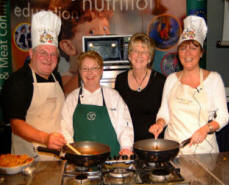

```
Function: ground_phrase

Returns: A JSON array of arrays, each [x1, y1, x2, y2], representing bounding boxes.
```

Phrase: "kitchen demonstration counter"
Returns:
[[0, 152, 229, 185]]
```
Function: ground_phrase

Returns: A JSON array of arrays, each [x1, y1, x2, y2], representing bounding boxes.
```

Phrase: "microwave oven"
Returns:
[[82, 35, 132, 88], [82, 35, 131, 65]]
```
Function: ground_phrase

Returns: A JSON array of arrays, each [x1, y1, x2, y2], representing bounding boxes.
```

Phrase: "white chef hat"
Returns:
[[178, 15, 207, 48], [31, 10, 61, 49]]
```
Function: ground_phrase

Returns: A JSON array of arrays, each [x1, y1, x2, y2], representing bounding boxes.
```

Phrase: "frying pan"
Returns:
[[134, 138, 190, 163], [37, 141, 110, 167]]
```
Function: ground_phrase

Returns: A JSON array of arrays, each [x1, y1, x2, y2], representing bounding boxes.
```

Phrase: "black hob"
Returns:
[[62, 159, 190, 185], [133, 160, 186, 184]]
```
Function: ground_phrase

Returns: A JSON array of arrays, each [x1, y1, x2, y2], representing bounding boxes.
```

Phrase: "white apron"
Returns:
[[11, 70, 65, 159], [165, 69, 218, 154]]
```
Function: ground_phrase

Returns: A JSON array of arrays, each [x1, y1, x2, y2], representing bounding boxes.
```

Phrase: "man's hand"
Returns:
[[45, 132, 66, 150]]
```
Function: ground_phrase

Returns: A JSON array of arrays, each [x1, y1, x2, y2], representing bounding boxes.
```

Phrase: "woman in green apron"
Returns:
[[149, 15, 229, 154], [61, 51, 134, 157]]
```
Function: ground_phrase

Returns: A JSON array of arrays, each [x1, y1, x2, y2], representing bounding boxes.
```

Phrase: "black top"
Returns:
[[115, 70, 166, 141], [0, 63, 63, 123]]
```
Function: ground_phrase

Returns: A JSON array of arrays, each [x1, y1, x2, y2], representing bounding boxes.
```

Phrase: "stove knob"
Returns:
[[174, 168, 181, 174], [121, 155, 128, 160], [130, 154, 136, 160], [113, 155, 120, 160], [107, 156, 112, 160]]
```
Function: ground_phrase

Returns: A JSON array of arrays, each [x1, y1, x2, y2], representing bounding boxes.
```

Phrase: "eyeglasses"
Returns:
[[80, 66, 101, 72], [131, 49, 149, 56], [36, 50, 58, 59]]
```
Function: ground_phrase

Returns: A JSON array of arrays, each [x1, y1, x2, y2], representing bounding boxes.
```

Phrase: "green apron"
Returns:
[[73, 88, 120, 157]]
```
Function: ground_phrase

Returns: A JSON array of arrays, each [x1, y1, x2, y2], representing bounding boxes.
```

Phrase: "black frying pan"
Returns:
[[134, 138, 190, 163], [38, 141, 110, 167]]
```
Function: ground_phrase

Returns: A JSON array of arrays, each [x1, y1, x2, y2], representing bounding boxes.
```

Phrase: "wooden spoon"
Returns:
[[66, 143, 81, 155]]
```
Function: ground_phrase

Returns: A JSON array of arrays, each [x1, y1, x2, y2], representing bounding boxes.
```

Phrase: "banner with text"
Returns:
[[0, 0, 12, 121]]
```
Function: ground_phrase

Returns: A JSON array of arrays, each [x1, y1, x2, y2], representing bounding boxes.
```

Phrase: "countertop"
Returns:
[[0, 152, 229, 185], [172, 153, 228, 185], [0, 160, 65, 185]]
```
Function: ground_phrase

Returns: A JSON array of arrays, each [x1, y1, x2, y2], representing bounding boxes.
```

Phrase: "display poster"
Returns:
[[0, 0, 12, 122], [8, 0, 186, 76]]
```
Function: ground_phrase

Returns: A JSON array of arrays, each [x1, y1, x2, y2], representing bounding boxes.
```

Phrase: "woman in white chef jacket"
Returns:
[[61, 50, 134, 157], [149, 15, 229, 154]]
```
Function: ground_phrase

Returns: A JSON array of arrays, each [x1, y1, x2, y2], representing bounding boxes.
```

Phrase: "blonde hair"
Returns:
[[128, 33, 155, 61]]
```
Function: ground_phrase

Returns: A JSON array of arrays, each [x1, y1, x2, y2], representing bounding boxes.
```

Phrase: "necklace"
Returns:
[[132, 70, 148, 92]]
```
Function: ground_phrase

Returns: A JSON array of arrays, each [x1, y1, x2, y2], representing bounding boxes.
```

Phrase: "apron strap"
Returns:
[[177, 71, 183, 80], [101, 88, 106, 107], [200, 68, 203, 84], [31, 67, 56, 83], [51, 73, 57, 82], [196, 68, 204, 92], [78, 88, 83, 104], [78, 87, 106, 106], [31, 69, 37, 83]]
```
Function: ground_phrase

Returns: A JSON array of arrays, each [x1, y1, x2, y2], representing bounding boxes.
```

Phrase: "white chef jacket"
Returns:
[[61, 86, 134, 150]]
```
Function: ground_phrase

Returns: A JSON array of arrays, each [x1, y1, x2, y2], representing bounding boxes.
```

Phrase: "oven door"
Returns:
[[101, 65, 130, 88]]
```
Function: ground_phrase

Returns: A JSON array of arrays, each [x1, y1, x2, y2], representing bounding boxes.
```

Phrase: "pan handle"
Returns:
[[180, 138, 191, 148], [37, 146, 60, 156]]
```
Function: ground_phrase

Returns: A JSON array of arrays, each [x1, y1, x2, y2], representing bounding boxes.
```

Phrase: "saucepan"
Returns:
[[134, 138, 190, 163], [37, 141, 110, 167]]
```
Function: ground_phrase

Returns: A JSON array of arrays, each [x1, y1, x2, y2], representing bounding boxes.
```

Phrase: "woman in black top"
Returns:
[[115, 33, 165, 141]]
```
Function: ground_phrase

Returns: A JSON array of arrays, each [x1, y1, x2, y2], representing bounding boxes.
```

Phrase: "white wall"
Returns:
[[226, 87, 229, 102]]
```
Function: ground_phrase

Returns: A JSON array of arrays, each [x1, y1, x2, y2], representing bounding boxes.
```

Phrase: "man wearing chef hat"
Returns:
[[1, 11, 66, 159]]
